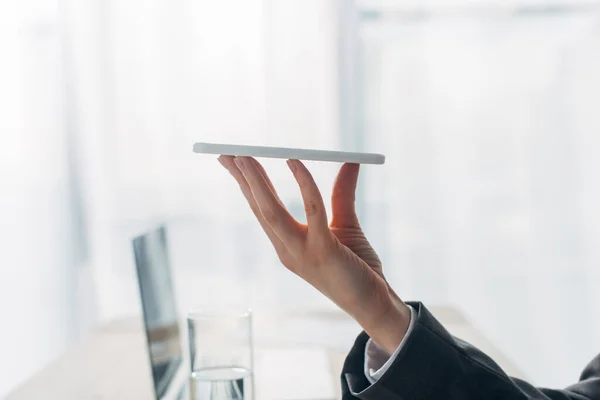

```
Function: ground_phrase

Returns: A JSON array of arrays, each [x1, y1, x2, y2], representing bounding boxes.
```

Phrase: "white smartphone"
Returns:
[[193, 142, 385, 165]]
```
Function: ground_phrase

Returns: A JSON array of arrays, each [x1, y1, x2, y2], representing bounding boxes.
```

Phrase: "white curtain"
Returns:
[[358, 6, 600, 386], [1, 0, 341, 395], [74, 0, 342, 323], [0, 1, 87, 396]]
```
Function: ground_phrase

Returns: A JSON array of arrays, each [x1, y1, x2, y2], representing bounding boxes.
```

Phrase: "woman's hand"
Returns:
[[218, 156, 410, 354]]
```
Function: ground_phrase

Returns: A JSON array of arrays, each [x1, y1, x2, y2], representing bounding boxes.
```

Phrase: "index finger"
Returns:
[[218, 155, 288, 254], [235, 157, 304, 249]]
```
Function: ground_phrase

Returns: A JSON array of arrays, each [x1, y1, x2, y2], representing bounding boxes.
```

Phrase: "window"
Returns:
[[356, 0, 600, 385]]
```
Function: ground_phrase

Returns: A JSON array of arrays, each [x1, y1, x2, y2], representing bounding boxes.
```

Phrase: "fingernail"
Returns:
[[287, 159, 297, 173], [234, 157, 245, 170]]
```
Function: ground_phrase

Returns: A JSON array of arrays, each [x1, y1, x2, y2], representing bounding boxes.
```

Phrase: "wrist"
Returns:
[[359, 297, 411, 355]]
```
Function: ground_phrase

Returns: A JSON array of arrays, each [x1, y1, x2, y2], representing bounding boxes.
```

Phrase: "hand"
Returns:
[[218, 156, 410, 354]]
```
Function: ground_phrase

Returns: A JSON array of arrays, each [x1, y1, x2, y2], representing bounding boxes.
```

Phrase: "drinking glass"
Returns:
[[187, 308, 254, 400]]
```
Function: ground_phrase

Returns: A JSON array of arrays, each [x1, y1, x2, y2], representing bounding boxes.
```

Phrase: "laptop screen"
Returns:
[[133, 226, 183, 399]]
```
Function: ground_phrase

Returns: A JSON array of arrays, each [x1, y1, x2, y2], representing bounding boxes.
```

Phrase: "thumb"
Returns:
[[331, 163, 360, 228]]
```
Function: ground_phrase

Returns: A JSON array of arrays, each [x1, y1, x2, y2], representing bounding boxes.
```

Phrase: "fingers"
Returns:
[[286, 159, 329, 236], [218, 156, 288, 253], [218, 156, 257, 214], [331, 163, 360, 228], [234, 157, 303, 247], [253, 158, 283, 203]]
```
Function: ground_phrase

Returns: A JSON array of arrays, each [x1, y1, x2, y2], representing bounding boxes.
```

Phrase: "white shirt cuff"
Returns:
[[364, 304, 416, 384]]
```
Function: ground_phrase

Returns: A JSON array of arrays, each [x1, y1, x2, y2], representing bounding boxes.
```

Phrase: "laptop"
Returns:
[[132, 225, 337, 400], [133, 225, 189, 400]]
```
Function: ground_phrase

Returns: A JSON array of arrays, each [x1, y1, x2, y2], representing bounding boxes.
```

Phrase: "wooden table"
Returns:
[[5, 307, 524, 400]]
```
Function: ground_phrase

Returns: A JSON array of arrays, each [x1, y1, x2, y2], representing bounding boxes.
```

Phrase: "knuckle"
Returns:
[[304, 200, 319, 216]]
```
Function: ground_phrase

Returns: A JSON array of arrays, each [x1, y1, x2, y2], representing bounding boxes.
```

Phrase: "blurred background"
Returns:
[[2, 0, 600, 397]]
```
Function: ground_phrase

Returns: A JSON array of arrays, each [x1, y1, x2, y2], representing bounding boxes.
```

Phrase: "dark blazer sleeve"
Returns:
[[341, 302, 600, 400]]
